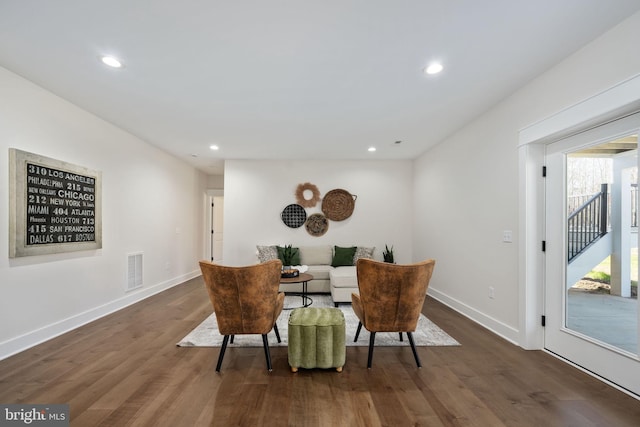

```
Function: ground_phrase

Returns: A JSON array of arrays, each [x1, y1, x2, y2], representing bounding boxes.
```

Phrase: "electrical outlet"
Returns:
[[503, 230, 513, 243], [489, 286, 495, 299]]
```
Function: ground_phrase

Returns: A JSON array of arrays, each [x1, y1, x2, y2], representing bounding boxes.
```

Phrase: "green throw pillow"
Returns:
[[276, 246, 301, 265], [332, 246, 357, 267]]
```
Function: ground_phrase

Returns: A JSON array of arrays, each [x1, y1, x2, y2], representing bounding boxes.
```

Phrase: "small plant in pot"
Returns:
[[383, 245, 395, 263]]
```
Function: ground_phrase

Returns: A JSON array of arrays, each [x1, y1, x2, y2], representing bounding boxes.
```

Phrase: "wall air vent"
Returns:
[[126, 252, 143, 291]]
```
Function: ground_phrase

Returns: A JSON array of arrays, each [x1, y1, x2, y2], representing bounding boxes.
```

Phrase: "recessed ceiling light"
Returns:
[[209, 145, 219, 151], [424, 62, 443, 75], [368, 147, 376, 152], [100, 56, 123, 68]]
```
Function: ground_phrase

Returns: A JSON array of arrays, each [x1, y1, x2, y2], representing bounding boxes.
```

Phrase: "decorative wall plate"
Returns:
[[321, 188, 356, 221], [281, 204, 307, 228], [295, 182, 321, 208], [305, 213, 329, 237]]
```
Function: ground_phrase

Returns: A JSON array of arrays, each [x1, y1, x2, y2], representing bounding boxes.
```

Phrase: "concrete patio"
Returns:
[[567, 289, 638, 354]]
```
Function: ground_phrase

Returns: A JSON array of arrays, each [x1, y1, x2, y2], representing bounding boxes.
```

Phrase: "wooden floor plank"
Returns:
[[0, 276, 638, 426]]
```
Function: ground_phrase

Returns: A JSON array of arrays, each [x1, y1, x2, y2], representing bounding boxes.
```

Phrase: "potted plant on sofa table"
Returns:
[[281, 244, 299, 277]]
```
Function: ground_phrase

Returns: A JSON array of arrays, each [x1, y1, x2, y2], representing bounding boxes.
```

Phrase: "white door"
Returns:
[[211, 196, 224, 263], [545, 113, 640, 396]]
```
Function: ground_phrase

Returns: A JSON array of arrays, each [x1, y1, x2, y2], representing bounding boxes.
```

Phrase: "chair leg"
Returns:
[[407, 332, 422, 368], [273, 323, 281, 343], [216, 335, 230, 372], [399, 332, 403, 342], [367, 332, 376, 369], [354, 321, 363, 342], [261, 334, 273, 371], [230, 335, 234, 344]]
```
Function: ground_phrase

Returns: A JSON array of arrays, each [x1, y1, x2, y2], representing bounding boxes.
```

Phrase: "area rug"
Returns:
[[177, 295, 459, 347]]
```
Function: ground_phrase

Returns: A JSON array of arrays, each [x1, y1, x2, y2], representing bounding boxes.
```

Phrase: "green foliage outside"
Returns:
[[585, 251, 638, 289], [584, 270, 612, 282]]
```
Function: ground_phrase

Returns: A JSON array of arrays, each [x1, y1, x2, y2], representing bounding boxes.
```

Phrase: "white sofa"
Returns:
[[329, 266, 358, 306], [256, 244, 374, 305]]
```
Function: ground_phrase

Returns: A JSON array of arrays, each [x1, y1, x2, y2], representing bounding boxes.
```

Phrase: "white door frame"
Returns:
[[518, 74, 640, 396], [519, 73, 640, 350], [206, 189, 224, 263]]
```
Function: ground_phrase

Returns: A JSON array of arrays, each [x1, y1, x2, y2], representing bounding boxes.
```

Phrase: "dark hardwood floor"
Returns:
[[1, 277, 638, 426]]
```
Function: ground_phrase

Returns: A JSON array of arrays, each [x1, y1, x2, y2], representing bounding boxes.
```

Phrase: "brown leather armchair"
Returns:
[[351, 258, 436, 368], [199, 259, 285, 372]]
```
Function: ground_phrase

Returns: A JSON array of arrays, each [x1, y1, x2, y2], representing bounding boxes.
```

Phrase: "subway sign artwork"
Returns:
[[9, 148, 102, 258], [25, 163, 97, 245]]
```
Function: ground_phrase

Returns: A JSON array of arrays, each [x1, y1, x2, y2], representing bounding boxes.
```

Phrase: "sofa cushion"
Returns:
[[330, 266, 357, 288], [299, 245, 332, 266], [305, 264, 332, 281], [331, 246, 357, 267], [256, 245, 278, 263]]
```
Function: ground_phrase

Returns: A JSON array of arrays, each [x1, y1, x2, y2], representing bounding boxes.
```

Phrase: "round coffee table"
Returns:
[[280, 273, 314, 309]]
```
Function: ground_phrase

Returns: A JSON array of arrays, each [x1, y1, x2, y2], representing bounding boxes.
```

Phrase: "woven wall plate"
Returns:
[[305, 213, 329, 237], [281, 204, 307, 228], [321, 189, 356, 221]]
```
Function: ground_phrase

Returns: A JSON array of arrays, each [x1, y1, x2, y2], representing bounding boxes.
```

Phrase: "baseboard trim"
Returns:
[[0, 270, 201, 361], [427, 287, 520, 346]]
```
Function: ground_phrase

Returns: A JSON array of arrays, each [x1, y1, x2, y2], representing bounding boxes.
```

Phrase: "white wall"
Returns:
[[414, 11, 640, 345], [223, 160, 413, 266], [0, 67, 207, 359], [207, 174, 224, 189]]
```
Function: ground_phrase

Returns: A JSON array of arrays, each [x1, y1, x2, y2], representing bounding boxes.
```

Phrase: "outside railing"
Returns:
[[569, 184, 637, 227], [568, 184, 608, 263]]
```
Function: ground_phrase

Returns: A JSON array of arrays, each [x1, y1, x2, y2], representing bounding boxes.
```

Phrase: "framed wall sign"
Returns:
[[9, 148, 103, 258]]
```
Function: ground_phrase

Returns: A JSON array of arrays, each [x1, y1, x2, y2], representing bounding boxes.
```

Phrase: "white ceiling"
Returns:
[[1, 1, 639, 175]]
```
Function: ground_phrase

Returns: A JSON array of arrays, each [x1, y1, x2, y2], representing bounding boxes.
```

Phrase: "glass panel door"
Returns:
[[544, 113, 640, 397], [565, 137, 637, 354]]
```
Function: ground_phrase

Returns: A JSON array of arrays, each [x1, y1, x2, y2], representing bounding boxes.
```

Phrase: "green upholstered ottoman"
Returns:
[[288, 307, 346, 372]]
